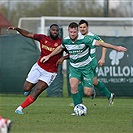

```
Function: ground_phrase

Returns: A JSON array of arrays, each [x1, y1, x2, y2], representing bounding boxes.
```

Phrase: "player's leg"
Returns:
[[94, 76, 111, 98], [15, 65, 57, 114], [90, 73, 97, 99], [23, 63, 40, 96], [78, 82, 84, 99], [94, 76, 115, 106], [82, 66, 95, 97], [70, 78, 83, 116], [70, 78, 82, 106], [77, 81, 95, 100], [69, 66, 82, 107], [23, 81, 36, 96], [83, 78, 94, 97], [15, 80, 48, 114], [70, 82, 84, 107], [77, 69, 95, 100]]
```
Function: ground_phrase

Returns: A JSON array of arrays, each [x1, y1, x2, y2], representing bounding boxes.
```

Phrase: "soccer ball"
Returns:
[[74, 104, 87, 116]]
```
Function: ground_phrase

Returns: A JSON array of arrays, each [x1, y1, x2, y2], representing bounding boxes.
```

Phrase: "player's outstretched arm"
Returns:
[[98, 47, 107, 66], [40, 45, 64, 63], [95, 40, 127, 52], [7, 26, 34, 39]]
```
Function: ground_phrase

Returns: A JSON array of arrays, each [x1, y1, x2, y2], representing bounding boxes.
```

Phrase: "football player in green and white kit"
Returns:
[[78, 19, 115, 106], [57, 20, 115, 107], [40, 22, 127, 115]]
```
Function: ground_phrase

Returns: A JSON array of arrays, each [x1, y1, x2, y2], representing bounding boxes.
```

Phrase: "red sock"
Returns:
[[21, 95, 35, 109]]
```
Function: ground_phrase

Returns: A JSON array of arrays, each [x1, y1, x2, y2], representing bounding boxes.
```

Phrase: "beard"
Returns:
[[50, 32, 59, 40]]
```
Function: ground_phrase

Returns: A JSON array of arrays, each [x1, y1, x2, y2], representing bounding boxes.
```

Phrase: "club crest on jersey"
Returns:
[[45, 41, 48, 44], [78, 45, 81, 48], [54, 43, 58, 47]]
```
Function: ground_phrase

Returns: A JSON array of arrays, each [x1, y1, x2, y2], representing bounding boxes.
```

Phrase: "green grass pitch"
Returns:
[[0, 94, 132, 133]]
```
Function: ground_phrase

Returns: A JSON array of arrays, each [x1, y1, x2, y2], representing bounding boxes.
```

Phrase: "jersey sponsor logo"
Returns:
[[69, 49, 82, 54], [65, 44, 85, 50], [42, 44, 55, 51]]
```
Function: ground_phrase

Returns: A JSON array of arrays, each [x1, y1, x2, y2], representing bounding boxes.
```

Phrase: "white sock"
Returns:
[[17, 106, 23, 111]]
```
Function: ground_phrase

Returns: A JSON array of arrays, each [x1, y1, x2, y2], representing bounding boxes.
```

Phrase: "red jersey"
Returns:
[[34, 34, 62, 73]]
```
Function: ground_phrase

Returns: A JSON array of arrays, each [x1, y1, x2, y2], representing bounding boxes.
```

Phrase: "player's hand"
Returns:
[[98, 58, 105, 67], [40, 55, 50, 63], [117, 46, 127, 52], [56, 57, 65, 66], [7, 26, 16, 31]]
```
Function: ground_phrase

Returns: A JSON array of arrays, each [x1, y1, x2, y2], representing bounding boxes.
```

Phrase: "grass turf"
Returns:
[[0, 94, 132, 133]]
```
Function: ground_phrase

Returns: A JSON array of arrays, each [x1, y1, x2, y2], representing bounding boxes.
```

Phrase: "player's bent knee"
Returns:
[[23, 81, 35, 91], [84, 89, 92, 96], [84, 92, 91, 96], [71, 89, 78, 94]]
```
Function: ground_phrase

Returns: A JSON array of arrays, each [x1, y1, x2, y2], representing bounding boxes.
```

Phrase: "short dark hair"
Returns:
[[50, 24, 59, 29], [79, 19, 88, 26], [68, 22, 78, 28]]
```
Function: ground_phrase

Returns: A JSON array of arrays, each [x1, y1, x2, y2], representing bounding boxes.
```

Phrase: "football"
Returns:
[[74, 104, 87, 116]]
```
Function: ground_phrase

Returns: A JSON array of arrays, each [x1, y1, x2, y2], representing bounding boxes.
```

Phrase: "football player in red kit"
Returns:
[[7, 24, 62, 114]]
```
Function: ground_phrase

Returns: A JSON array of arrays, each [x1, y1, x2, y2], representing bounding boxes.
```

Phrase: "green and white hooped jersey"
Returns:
[[87, 32, 103, 60], [61, 35, 96, 68]]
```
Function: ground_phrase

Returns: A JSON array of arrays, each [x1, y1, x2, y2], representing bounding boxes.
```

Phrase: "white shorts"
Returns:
[[26, 63, 57, 86]]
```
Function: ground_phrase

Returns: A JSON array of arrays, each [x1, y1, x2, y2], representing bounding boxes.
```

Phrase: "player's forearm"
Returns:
[[62, 54, 69, 60], [104, 43, 118, 50], [101, 47, 107, 60], [49, 46, 63, 58], [14, 27, 32, 38], [97, 41, 118, 50]]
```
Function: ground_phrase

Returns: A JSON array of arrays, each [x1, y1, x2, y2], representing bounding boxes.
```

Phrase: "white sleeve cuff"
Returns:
[[92, 40, 96, 46]]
